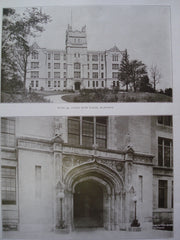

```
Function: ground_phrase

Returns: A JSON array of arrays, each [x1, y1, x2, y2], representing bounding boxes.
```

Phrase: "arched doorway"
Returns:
[[74, 180, 103, 228], [75, 82, 81, 90]]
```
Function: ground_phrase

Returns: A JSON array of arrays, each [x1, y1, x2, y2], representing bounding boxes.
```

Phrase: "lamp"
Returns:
[[131, 195, 140, 227], [57, 191, 65, 229]]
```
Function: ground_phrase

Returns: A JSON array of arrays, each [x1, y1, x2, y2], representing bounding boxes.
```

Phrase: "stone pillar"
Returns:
[[51, 135, 64, 230], [107, 194, 111, 230], [124, 148, 134, 230], [114, 193, 120, 230]]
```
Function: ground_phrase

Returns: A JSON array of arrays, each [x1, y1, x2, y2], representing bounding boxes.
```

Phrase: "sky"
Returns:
[[15, 5, 172, 89]]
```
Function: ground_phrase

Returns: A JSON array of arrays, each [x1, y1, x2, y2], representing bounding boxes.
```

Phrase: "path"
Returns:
[[44, 94, 68, 103]]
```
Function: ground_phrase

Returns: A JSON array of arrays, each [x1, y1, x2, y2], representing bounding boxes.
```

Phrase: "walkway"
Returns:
[[3, 229, 173, 240], [44, 94, 68, 103]]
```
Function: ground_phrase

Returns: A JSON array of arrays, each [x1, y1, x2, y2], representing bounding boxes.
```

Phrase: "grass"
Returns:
[[1, 91, 50, 103], [62, 90, 172, 103]]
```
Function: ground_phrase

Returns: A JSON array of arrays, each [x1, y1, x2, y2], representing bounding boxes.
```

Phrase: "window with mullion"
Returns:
[[158, 180, 167, 208], [96, 120, 107, 149], [1, 118, 15, 147], [68, 117, 80, 145], [82, 117, 94, 147], [158, 137, 173, 167], [1, 166, 16, 205]]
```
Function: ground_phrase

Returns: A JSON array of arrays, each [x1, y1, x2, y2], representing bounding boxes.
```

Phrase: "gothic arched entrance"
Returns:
[[63, 161, 125, 231], [74, 82, 81, 90], [74, 180, 103, 228]]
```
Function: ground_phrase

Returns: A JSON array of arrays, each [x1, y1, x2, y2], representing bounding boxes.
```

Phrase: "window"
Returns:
[[101, 73, 104, 78], [48, 81, 51, 87], [158, 137, 173, 167], [36, 81, 38, 87], [31, 51, 38, 60], [35, 166, 41, 199], [54, 81, 56, 87], [48, 63, 51, 69], [158, 116, 172, 127], [92, 64, 98, 70], [74, 72, 81, 78], [31, 71, 39, 79], [68, 117, 80, 145], [48, 53, 51, 60], [64, 81, 66, 87], [31, 62, 39, 69], [63, 54, 66, 60], [64, 63, 66, 69], [112, 54, 118, 61], [113, 81, 115, 87], [87, 54, 89, 61], [112, 64, 119, 70], [68, 117, 107, 148], [96, 81, 98, 87], [54, 53, 60, 60], [1, 118, 15, 147], [1, 166, 16, 205], [92, 72, 98, 79], [58, 81, 60, 87], [139, 176, 143, 202], [93, 81, 95, 87], [48, 72, 51, 78], [117, 81, 120, 87], [92, 54, 98, 61], [112, 72, 119, 78], [101, 64, 104, 70], [102, 81, 104, 87], [74, 63, 80, 70], [88, 81, 90, 87], [172, 181, 173, 208], [64, 72, 66, 78], [101, 55, 104, 61], [54, 63, 60, 69], [31, 81, 34, 87], [88, 64, 89, 70], [54, 72, 60, 78], [88, 72, 90, 78], [158, 180, 167, 208]]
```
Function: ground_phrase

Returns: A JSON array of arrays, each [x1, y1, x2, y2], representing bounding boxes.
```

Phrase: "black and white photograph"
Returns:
[[1, 115, 173, 239], [1, 5, 172, 103]]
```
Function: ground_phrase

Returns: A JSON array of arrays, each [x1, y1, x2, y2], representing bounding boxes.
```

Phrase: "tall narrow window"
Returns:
[[139, 175, 143, 202], [68, 117, 80, 145], [1, 118, 15, 147], [1, 166, 16, 205], [158, 137, 173, 167], [158, 180, 167, 208], [96, 117, 107, 148], [172, 181, 173, 208], [82, 117, 94, 147], [35, 166, 41, 199]]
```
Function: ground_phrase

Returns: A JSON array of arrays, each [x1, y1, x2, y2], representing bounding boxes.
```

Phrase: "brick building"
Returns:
[[1, 116, 173, 232]]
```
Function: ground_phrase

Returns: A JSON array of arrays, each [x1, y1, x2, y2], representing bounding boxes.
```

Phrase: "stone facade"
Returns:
[[1, 116, 173, 232], [26, 25, 124, 91]]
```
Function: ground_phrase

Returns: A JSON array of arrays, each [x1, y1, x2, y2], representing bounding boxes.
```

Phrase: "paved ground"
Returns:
[[44, 94, 68, 103], [2, 229, 173, 240]]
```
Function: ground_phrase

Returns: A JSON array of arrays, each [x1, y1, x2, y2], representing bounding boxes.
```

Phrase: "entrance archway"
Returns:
[[64, 161, 124, 231], [75, 82, 81, 90], [74, 180, 103, 228]]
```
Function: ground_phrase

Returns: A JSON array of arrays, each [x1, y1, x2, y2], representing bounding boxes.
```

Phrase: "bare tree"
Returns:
[[150, 64, 161, 92]]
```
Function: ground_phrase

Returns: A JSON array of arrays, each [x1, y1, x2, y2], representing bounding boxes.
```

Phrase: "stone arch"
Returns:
[[63, 161, 125, 231]]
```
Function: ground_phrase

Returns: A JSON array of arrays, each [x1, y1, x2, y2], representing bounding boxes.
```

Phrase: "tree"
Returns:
[[118, 49, 131, 91], [139, 75, 154, 92], [129, 60, 147, 92], [150, 64, 161, 92], [1, 7, 51, 93]]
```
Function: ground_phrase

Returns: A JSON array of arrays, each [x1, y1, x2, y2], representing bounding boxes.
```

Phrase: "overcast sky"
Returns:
[[16, 5, 172, 89]]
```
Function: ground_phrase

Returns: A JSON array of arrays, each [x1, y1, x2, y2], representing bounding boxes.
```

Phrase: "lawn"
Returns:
[[62, 90, 172, 103], [1, 92, 50, 103]]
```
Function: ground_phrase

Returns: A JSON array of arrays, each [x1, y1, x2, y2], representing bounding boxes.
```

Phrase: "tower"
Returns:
[[65, 25, 88, 90]]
